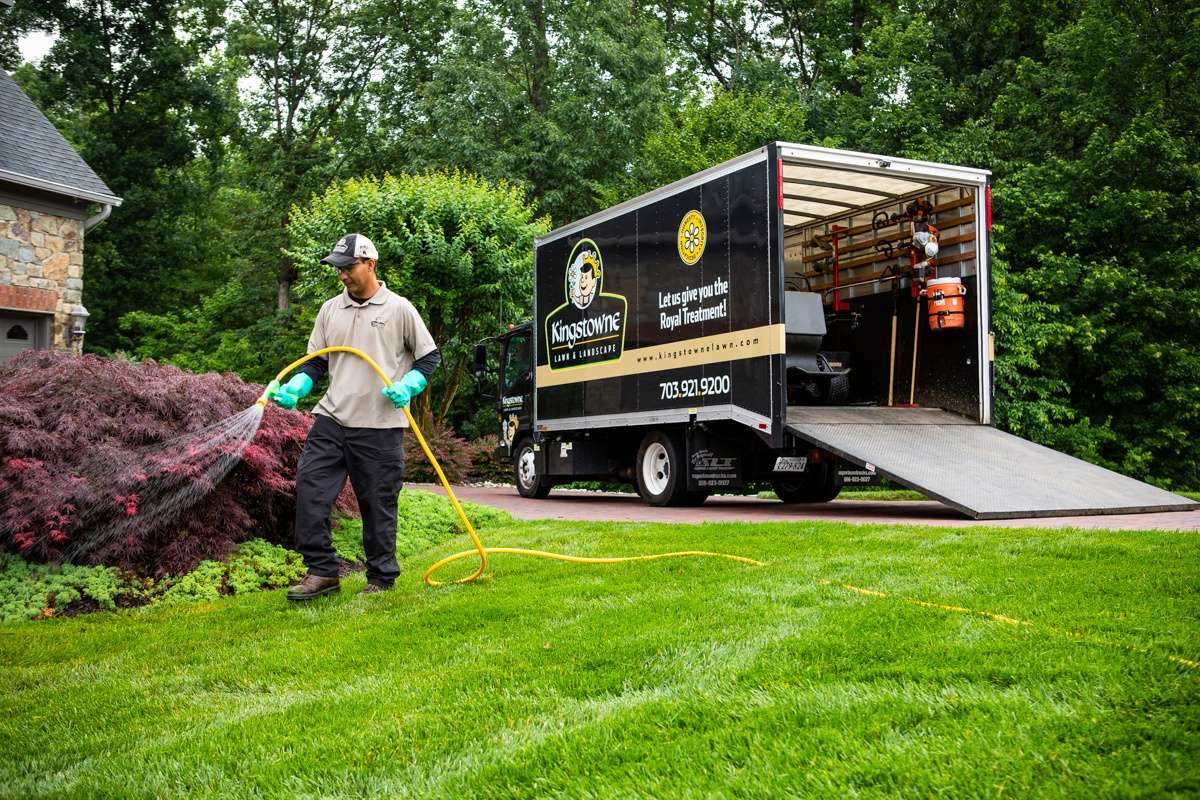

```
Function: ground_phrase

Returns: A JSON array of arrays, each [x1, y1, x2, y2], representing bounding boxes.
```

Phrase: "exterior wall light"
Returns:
[[68, 304, 90, 348]]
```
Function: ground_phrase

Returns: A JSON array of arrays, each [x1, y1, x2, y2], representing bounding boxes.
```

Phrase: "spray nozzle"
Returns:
[[256, 379, 282, 408]]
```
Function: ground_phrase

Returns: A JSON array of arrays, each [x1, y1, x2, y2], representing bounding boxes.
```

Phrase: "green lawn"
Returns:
[[1, 519, 1197, 798]]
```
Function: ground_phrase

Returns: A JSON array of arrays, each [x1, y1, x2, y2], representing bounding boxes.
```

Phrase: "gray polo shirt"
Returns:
[[308, 283, 437, 429]]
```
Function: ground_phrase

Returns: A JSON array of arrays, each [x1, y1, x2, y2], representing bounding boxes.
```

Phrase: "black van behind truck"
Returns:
[[477, 143, 1196, 519]]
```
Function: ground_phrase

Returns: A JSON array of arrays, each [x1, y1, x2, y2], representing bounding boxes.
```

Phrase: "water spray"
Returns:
[[260, 346, 762, 586]]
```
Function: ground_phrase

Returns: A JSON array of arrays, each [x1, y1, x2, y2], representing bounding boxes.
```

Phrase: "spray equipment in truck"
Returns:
[[784, 292, 851, 405], [259, 346, 762, 585]]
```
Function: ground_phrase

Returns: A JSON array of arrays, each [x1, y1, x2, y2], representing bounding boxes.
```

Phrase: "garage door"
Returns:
[[0, 313, 48, 361]]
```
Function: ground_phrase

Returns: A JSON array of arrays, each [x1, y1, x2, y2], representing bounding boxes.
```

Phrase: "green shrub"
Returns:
[[333, 489, 513, 564], [331, 517, 367, 564], [119, 277, 319, 387], [287, 172, 549, 435], [466, 435, 512, 484]]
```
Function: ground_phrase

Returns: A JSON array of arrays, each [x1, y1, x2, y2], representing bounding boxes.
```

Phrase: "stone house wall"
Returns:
[[0, 201, 85, 349]]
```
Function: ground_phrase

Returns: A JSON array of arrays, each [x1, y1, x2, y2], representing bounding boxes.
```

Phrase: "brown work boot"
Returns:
[[286, 573, 340, 601], [357, 581, 392, 595]]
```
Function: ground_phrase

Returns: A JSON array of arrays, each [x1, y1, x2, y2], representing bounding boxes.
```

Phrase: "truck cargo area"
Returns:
[[778, 145, 990, 421], [784, 407, 1197, 519]]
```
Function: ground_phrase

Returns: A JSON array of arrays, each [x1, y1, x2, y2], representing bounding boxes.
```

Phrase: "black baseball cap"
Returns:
[[320, 233, 379, 268]]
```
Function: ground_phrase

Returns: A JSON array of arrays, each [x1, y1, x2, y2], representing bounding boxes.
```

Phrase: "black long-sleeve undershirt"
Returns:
[[412, 349, 441, 379]]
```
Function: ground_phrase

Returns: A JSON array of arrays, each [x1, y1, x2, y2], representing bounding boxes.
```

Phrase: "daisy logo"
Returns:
[[677, 210, 706, 265]]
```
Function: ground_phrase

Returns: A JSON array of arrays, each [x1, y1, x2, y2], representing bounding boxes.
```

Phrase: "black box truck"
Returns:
[[476, 143, 1197, 519]]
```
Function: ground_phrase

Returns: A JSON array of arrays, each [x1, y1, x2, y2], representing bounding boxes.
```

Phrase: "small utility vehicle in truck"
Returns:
[[474, 143, 1196, 519]]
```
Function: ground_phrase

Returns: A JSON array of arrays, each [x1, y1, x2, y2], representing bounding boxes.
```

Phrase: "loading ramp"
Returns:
[[785, 407, 1199, 519]]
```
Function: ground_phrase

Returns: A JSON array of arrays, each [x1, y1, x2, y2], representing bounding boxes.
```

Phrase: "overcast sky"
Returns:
[[18, 31, 55, 65]]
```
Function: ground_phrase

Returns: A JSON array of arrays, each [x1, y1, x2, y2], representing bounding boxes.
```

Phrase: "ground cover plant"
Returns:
[[0, 518, 1195, 798], [331, 490, 513, 564], [0, 539, 306, 621], [0, 555, 149, 622], [0, 490, 508, 620]]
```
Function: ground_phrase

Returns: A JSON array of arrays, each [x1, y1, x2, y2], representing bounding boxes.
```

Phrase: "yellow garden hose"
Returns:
[[257, 346, 762, 586]]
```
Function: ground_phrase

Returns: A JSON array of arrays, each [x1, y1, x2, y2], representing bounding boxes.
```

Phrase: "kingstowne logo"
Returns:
[[544, 238, 628, 371], [550, 313, 622, 349]]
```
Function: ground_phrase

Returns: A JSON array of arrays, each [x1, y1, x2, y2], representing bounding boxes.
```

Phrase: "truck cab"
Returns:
[[475, 323, 549, 497]]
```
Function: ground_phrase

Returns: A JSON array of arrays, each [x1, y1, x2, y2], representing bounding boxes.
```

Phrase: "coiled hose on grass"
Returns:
[[258, 346, 762, 586]]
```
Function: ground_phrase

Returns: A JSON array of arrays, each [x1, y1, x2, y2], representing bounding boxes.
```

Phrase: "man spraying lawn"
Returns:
[[274, 233, 440, 599]]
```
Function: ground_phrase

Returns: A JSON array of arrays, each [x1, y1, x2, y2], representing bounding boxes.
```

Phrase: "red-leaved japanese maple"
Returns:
[[0, 351, 316, 575]]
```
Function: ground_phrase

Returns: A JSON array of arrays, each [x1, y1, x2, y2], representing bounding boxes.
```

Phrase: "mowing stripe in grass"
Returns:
[[824, 580, 1200, 670], [2, 518, 1196, 798]]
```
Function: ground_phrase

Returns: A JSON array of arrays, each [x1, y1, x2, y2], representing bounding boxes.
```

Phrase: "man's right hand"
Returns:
[[272, 373, 314, 409]]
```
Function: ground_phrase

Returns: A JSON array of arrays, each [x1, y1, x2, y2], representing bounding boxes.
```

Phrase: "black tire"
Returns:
[[771, 463, 842, 504], [635, 430, 689, 507], [513, 437, 552, 499]]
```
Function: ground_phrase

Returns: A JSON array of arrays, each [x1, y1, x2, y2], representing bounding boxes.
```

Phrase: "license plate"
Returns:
[[774, 456, 808, 472]]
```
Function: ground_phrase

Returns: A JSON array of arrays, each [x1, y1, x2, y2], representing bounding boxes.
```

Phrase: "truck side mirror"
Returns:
[[473, 343, 488, 381]]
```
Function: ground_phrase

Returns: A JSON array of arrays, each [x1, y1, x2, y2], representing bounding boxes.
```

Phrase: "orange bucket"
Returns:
[[926, 277, 966, 330]]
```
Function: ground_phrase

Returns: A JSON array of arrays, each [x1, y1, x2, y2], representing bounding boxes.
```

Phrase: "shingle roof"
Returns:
[[0, 69, 121, 206]]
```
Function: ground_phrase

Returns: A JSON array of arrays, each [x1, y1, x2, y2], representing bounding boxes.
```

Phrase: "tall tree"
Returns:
[[227, 0, 416, 310], [600, 87, 809, 204], [373, 0, 676, 226], [982, 0, 1200, 487]]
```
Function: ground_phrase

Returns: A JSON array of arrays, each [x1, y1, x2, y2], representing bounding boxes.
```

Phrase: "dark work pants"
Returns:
[[295, 414, 405, 585]]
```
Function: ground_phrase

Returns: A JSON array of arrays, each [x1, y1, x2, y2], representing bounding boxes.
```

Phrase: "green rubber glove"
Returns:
[[381, 369, 428, 409], [272, 373, 313, 409]]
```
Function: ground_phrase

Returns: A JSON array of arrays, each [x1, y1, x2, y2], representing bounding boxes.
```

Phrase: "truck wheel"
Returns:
[[514, 438, 551, 499], [636, 430, 689, 506], [771, 463, 841, 504]]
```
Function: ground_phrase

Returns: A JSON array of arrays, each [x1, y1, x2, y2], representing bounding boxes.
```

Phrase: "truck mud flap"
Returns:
[[785, 407, 1198, 519]]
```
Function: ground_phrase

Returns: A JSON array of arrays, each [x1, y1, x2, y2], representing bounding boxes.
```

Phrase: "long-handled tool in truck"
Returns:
[[257, 346, 762, 586], [887, 273, 899, 407]]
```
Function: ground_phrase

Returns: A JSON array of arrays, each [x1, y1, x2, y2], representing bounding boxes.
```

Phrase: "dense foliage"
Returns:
[[981, 1, 1200, 488], [331, 488, 513, 565], [118, 278, 318, 386], [0, 351, 310, 574], [2, 0, 1197, 486]]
